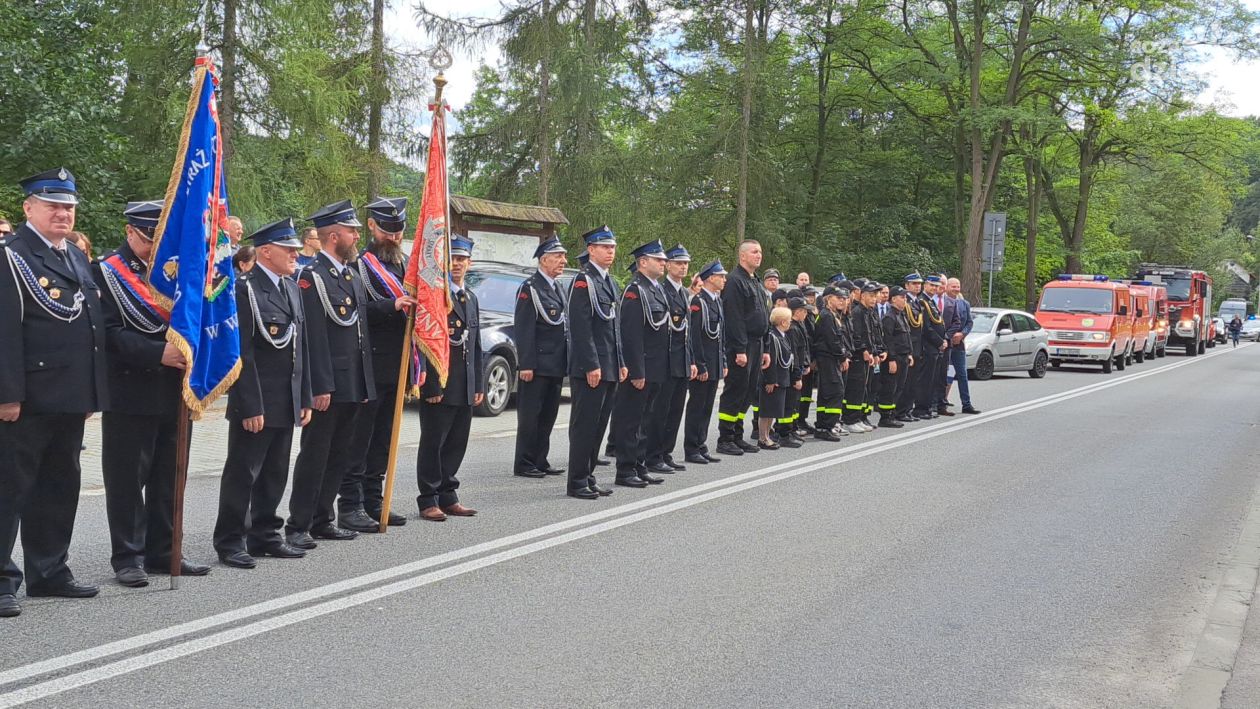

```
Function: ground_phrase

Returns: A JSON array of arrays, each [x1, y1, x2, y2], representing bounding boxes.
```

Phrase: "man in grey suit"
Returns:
[[944, 277, 980, 414]]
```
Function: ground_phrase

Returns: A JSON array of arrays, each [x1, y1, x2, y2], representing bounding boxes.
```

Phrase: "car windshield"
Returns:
[[1162, 277, 1192, 301], [1038, 287, 1113, 314], [1220, 302, 1247, 320], [465, 271, 527, 314], [971, 312, 997, 333]]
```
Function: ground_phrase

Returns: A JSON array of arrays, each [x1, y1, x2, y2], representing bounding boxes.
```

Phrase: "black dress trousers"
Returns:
[[567, 379, 616, 492], [683, 378, 720, 457], [513, 374, 564, 474], [416, 401, 472, 510], [101, 412, 185, 570], [611, 381, 659, 477], [340, 381, 398, 515], [648, 375, 689, 466], [213, 424, 294, 555], [287, 401, 362, 534]]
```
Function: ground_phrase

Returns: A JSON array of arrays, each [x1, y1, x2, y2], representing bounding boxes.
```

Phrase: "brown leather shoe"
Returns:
[[442, 503, 478, 517], [419, 506, 447, 522]]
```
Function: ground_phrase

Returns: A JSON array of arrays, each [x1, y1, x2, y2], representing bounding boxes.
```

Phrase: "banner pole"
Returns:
[[170, 401, 191, 590], [377, 312, 415, 533]]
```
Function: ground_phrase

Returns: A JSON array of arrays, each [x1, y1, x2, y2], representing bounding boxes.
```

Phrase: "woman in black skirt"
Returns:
[[758, 307, 802, 449]]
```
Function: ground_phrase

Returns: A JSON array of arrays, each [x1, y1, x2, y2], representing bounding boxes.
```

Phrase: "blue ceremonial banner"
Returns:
[[146, 56, 241, 418]]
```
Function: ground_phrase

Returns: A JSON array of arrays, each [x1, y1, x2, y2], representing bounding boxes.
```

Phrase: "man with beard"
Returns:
[[715, 240, 770, 456], [683, 260, 727, 464], [213, 218, 311, 569], [512, 237, 569, 479], [286, 200, 375, 547], [566, 228, 625, 500], [644, 243, 696, 474], [416, 236, 483, 521], [95, 200, 210, 587], [0, 168, 109, 617], [609, 240, 670, 487], [339, 198, 416, 532]]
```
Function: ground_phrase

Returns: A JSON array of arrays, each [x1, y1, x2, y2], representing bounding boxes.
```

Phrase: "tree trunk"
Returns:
[[537, 0, 552, 206], [1064, 142, 1097, 274], [735, 0, 755, 243], [366, 0, 386, 200], [220, 0, 238, 161], [804, 2, 834, 238], [1023, 142, 1040, 312]]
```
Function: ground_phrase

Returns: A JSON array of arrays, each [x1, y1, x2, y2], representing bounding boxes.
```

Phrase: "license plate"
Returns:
[[1054, 348, 1080, 356]]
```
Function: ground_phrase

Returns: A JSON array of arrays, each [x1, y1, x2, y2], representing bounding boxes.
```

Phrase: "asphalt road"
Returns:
[[3, 345, 1260, 708]]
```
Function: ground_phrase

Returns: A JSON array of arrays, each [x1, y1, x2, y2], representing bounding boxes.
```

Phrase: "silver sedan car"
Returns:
[[964, 308, 1051, 380]]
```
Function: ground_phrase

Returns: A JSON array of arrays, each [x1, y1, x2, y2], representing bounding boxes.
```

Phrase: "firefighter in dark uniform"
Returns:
[[610, 240, 670, 487], [716, 240, 770, 456], [683, 260, 727, 464], [340, 197, 415, 532], [213, 218, 312, 569], [0, 168, 109, 617], [645, 243, 696, 473], [95, 200, 211, 588], [841, 281, 883, 432], [775, 295, 812, 444], [286, 200, 375, 547], [566, 227, 624, 500], [896, 273, 926, 422], [795, 285, 819, 435], [914, 275, 949, 419], [811, 284, 851, 441], [416, 236, 484, 520], [512, 237, 569, 479], [877, 286, 914, 428]]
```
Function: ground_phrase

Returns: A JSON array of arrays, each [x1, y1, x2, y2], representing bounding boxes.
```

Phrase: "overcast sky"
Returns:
[[388, 0, 1260, 120]]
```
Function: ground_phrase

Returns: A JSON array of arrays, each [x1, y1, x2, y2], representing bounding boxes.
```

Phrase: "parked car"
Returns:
[[964, 308, 1051, 380], [1241, 318, 1260, 341], [463, 260, 576, 416], [1212, 316, 1227, 345]]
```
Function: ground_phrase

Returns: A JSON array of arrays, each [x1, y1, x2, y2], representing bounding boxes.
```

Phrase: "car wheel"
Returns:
[[972, 351, 994, 381], [1029, 351, 1048, 378], [1102, 356, 1113, 373], [1198, 338, 1206, 354], [1124, 346, 1133, 365], [1187, 338, 1197, 357], [1134, 347, 1144, 363], [475, 354, 512, 417]]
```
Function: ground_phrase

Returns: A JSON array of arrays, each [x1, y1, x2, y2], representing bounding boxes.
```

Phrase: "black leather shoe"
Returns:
[[780, 437, 803, 448], [615, 477, 648, 488], [715, 441, 744, 456], [594, 457, 612, 467], [639, 473, 665, 484], [0, 594, 20, 618], [219, 551, 257, 569], [147, 559, 212, 576], [539, 466, 566, 476], [286, 532, 318, 550], [312, 524, 358, 541], [590, 484, 614, 496], [962, 406, 981, 415], [368, 509, 407, 527], [250, 543, 306, 559], [568, 488, 599, 500], [664, 457, 686, 471], [815, 430, 842, 442], [702, 453, 722, 463], [339, 509, 381, 533], [514, 469, 547, 479], [115, 567, 149, 588], [27, 579, 100, 598], [647, 462, 675, 474], [879, 418, 904, 428], [684, 453, 709, 465], [736, 440, 760, 453]]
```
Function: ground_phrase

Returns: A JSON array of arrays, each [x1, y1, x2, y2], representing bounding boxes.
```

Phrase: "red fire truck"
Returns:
[[1133, 264, 1213, 356]]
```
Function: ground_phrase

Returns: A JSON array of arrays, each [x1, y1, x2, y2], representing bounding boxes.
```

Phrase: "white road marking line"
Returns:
[[0, 347, 1239, 706]]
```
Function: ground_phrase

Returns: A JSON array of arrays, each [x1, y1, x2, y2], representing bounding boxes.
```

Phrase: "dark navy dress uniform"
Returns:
[[842, 286, 882, 425], [512, 238, 568, 478], [646, 246, 693, 471], [288, 201, 375, 540], [812, 286, 852, 436], [610, 241, 670, 485], [341, 196, 410, 528], [717, 262, 769, 448], [566, 228, 623, 498], [897, 275, 926, 419], [94, 202, 192, 576], [683, 262, 727, 461], [213, 219, 312, 564], [416, 239, 483, 513], [915, 282, 948, 417], [0, 170, 109, 604]]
